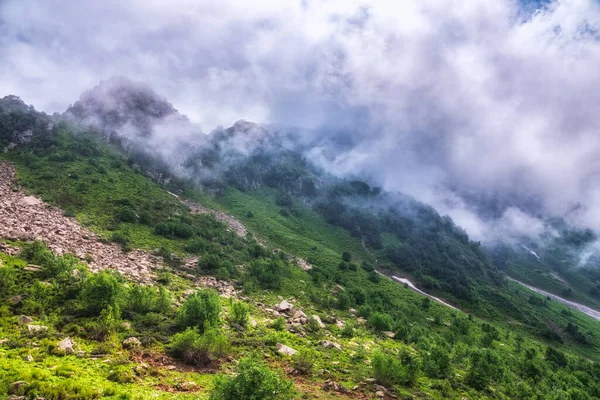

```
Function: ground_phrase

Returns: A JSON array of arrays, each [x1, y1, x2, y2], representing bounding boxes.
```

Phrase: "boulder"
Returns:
[[122, 337, 142, 349], [349, 308, 357, 316], [293, 310, 307, 319], [311, 315, 326, 329], [27, 325, 47, 334], [57, 337, 74, 355], [23, 354, 33, 362], [18, 315, 33, 325], [10, 381, 28, 394], [275, 343, 297, 356], [277, 300, 294, 313], [320, 340, 343, 352], [332, 284, 345, 294], [9, 295, 22, 305]]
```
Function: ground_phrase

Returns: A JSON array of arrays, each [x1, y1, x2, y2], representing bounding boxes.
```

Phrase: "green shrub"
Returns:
[[271, 317, 286, 332], [123, 284, 171, 317], [177, 289, 221, 332], [372, 350, 420, 387], [210, 356, 296, 400], [368, 312, 393, 332], [247, 259, 287, 290], [79, 271, 124, 316], [422, 345, 452, 379], [116, 206, 137, 223], [465, 349, 503, 390], [170, 327, 230, 366], [199, 254, 221, 271], [155, 221, 195, 239], [88, 305, 121, 341], [111, 232, 130, 249], [20, 240, 54, 266], [292, 349, 316, 375], [0, 265, 16, 299], [306, 316, 321, 333], [340, 323, 355, 338], [229, 301, 250, 328]]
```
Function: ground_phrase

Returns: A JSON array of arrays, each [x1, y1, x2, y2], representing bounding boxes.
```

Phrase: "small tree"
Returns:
[[79, 271, 124, 316], [177, 289, 221, 333], [229, 301, 250, 328], [170, 328, 230, 366], [210, 357, 296, 400]]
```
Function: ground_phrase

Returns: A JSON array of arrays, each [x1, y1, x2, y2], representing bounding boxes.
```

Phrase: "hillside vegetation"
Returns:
[[1, 94, 600, 399]]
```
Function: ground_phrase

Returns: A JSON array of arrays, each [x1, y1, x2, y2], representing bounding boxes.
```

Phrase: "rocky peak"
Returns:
[[65, 77, 183, 136]]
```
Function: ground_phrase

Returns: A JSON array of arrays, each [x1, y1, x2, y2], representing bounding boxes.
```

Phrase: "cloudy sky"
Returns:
[[2, 0, 600, 242]]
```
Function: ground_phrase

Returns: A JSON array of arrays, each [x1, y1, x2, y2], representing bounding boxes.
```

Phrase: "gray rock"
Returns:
[[275, 343, 297, 356], [18, 315, 33, 325], [293, 310, 307, 319], [319, 340, 343, 352], [57, 338, 74, 355], [277, 300, 294, 313], [311, 315, 326, 329], [122, 337, 142, 348], [27, 325, 47, 334], [23, 354, 33, 362]]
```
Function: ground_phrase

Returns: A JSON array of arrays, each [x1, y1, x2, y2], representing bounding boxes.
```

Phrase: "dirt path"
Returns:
[[508, 277, 600, 321]]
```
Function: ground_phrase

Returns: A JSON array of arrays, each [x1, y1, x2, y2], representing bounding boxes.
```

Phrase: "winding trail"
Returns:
[[508, 277, 600, 321], [376, 270, 461, 311]]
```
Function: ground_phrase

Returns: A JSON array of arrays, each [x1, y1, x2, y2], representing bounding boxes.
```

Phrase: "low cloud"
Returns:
[[2, 0, 600, 243]]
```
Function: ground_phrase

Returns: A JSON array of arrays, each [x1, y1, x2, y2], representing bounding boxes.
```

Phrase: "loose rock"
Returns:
[[276, 343, 297, 356]]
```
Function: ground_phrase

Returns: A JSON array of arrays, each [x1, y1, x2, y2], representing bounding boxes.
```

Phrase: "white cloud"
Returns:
[[2, 0, 600, 241]]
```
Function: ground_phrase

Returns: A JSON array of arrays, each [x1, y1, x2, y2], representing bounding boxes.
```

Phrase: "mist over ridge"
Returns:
[[2, 0, 600, 250]]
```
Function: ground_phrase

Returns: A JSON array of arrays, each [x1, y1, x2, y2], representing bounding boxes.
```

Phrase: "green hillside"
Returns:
[[1, 96, 600, 399]]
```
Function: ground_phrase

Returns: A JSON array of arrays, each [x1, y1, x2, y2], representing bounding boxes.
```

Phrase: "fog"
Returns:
[[2, 0, 600, 245]]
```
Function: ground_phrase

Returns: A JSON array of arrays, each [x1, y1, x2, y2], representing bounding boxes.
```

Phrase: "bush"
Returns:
[[79, 271, 124, 316], [229, 301, 250, 328], [247, 259, 287, 290], [155, 221, 195, 239], [271, 317, 286, 332], [368, 312, 393, 332], [341, 252, 352, 262], [20, 240, 54, 266], [465, 349, 503, 390], [123, 285, 171, 317], [210, 356, 296, 400], [340, 323, 355, 338], [170, 328, 230, 366], [422, 345, 452, 379], [199, 254, 221, 271], [116, 206, 137, 223], [292, 349, 316, 375], [0, 265, 16, 299], [372, 350, 420, 387], [177, 289, 221, 332], [111, 232, 129, 249]]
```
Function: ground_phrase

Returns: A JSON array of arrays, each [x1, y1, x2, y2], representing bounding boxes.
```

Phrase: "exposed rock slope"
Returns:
[[0, 162, 158, 282]]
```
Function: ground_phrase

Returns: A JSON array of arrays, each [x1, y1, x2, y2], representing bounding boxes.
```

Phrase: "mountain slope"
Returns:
[[1, 92, 600, 399]]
